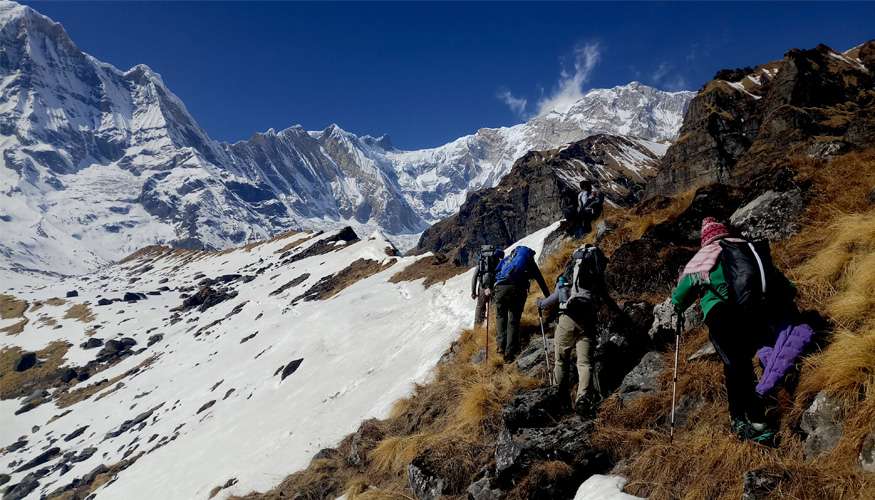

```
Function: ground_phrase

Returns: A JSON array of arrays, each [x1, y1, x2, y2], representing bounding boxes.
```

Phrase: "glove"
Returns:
[[471, 292, 477, 300], [537, 299, 544, 310]]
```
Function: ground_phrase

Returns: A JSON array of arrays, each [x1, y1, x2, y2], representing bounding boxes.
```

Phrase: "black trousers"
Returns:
[[705, 303, 766, 423]]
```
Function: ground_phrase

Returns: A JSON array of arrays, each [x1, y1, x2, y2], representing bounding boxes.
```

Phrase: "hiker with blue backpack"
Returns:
[[493, 246, 550, 361], [672, 217, 789, 444]]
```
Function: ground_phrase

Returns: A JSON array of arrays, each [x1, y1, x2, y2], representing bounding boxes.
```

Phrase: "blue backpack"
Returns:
[[495, 246, 535, 286]]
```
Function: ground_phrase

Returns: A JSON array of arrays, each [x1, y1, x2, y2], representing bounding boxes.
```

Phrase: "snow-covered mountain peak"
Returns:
[[0, 1, 693, 278]]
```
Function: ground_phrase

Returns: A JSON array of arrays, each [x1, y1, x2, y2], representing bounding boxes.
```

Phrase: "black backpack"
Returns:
[[478, 245, 503, 288], [718, 239, 774, 312], [562, 244, 608, 303]]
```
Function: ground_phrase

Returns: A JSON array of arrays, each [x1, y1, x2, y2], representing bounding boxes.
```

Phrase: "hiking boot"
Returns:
[[731, 418, 755, 440], [732, 419, 777, 446], [574, 392, 600, 419], [748, 422, 778, 446]]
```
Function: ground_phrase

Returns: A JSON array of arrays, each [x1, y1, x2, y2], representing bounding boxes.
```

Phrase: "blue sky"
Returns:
[[23, 1, 875, 149]]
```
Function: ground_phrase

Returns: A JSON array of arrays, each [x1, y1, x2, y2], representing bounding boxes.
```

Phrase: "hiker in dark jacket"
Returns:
[[493, 246, 550, 361], [672, 217, 773, 443], [538, 246, 609, 413], [577, 180, 605, 236], [471, 247, 504, 326]]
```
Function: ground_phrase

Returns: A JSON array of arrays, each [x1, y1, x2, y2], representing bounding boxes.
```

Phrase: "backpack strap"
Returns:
[[747, 242, 767, 295]]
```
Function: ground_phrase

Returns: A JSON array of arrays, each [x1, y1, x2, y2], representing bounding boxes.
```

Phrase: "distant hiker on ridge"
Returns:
[[538, 244, 610, 415], [471, 245, 504, 326], [576, 180, 605, 236], [671, 217, 776, 443], [493, 245, 550, 361]]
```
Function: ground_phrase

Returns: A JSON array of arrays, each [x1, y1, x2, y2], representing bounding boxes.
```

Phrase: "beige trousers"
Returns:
[[553, 314, 592, 400]]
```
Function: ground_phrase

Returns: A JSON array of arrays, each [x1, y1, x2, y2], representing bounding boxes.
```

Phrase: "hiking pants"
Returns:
[[474, 288, 489, 326], [705, 303, 766, 423], [553, 314, 594, 400], [494, 284, 527, 358]]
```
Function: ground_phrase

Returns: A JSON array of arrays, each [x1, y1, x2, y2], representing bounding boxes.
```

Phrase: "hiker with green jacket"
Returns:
[[672, 217, 773, 443], [493, 246, 550, 361]]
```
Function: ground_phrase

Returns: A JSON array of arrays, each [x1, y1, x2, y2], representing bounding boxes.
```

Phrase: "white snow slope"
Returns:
[[0, 224, 559, 499], [0, 1, 694, 277]]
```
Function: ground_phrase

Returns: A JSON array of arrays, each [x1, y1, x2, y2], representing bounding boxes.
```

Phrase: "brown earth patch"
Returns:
[[55, 355, 158, 409], [64, 303, 95, 323], [0, 293, 29, 334], [273, 232, 316, 255], [388, 254, 468, 289], [0, 341, 70, 400], [46, 453, 145, 500], [293, 259, 396, 303]]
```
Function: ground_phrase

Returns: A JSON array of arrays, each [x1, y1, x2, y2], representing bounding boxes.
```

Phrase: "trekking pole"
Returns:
[[538, 308, 553, 385], [485, 298, 490, 363], [670, 312, 685, 443]]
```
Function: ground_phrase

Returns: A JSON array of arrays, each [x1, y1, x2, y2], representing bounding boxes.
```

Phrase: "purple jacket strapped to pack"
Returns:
[[755, 321, 815, 395]]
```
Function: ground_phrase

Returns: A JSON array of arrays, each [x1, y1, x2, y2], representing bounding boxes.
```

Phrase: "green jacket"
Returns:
[[671, 260, 730, 320]]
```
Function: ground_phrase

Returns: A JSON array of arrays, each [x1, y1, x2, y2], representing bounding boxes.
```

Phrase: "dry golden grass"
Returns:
[[592, 149, 875, 499], [0, 341, 69, 400], [625, 187, 698, 241], [63, 303, 96, 323], [388, 255, 468, 289], [237, 149, 875, 500], [0, 293, 29, 335], [55, 355, 158, 408]]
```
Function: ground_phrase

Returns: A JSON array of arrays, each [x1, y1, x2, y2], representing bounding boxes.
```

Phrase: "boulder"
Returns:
[[687, 341, 717, 362], [467, 476, 504, 500], [605, 238, 695, 299], [800, 391, 843, 458], [0, 473, 10, 486], [147, 334, 164, 347], [729, 189, 805, 241], [501, 386, 563, 432], [63, 426, 89, 442], [860, 429, 875, 472], [79, 337, 103, 350], [617, 351, 664, 404], [495, 416, 607, 481], [741, 467, 788, 500], [96, 298, 113, 306], [408, 458, 446, 500], [177, 286, 237, 313], [14, 352, 38, 372], [279, 358, 303, 381], [123, 292, 147, 302], [345, 419, 384, 467], [65, 290, 78, 298], [515, 336, 554, 379], [14, 447, 60, 473], [591, 301, 652, 396], [97, 338, 137, 362], [648, 298, 703, 346], [2, 473, 40, 500]]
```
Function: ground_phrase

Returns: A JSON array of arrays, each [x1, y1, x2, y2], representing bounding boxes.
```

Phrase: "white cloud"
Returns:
[[496, 89, 528, 116], [535, 42, 602, 116], [651, 62, 689, 91]]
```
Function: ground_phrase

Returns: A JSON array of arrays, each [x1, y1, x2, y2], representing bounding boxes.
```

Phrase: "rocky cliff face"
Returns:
[[648, 41, 875, 197], [414, 134, 666, 265]]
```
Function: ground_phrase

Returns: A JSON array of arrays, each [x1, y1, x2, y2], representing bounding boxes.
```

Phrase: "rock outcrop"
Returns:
[[414, 134, 667, 266], [648, 41, 875, 198]]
